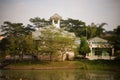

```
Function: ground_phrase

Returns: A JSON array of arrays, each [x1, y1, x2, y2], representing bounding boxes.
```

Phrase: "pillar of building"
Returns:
[[50, 13, 62, 28]]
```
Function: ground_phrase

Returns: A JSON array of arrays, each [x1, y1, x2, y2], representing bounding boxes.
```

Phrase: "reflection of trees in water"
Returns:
[[0, 70, 120, 80], [74, 69, 90, 80], [34, 70, 75, 80], [90, 71, 118, 80], [74, 69, 120, 80], [0, 70, 75, 80]]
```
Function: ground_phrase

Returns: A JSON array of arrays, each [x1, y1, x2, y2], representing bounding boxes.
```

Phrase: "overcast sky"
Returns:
[[0, 0, 120, 31]]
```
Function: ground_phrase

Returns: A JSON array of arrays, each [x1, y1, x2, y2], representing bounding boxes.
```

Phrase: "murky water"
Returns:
[[0, 69, 120, 80]]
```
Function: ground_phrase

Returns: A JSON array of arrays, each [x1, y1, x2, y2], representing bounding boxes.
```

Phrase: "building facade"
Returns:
[[87, 37, 115, 60]]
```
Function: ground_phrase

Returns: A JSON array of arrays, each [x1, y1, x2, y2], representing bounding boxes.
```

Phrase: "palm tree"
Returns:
[[96, 23, 107, 37]]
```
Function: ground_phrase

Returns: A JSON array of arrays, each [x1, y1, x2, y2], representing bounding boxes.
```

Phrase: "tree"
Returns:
[[39, 26, 58, 61], [54, 32, 75, 61], [61, 18, 86, 37], [78, 37, 90, 58], [0, 38, 9, 58], [96, 23, 107, 37], [86, 22, 107, 39], [0, 21, 35, 59], [36, 26, 75, 61], [113, 25, 120, 56], [29, 17, 50, 29], [87, 23, 97, 39]]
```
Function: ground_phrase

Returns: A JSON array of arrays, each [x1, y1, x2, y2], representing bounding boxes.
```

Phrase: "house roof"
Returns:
[[50, 13, 62, 20], [88, 37, 113, 48], [88, 37, 107, 42]]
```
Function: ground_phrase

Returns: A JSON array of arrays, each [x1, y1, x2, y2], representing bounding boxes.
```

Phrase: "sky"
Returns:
[[0, 0, 120, 31]]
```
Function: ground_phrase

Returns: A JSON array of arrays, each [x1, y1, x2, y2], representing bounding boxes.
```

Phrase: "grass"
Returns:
[[5, 59, 120, 71], [75, 59, 120, 71], [5, 60, 76, 70], [11, 60, 74, 66]]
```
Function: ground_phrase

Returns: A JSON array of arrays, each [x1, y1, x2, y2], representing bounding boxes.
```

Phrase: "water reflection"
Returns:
[[0, 69, 120, 80]]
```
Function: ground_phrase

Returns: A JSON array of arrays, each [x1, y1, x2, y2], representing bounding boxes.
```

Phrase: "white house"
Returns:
[[87, 37, 115, 60]]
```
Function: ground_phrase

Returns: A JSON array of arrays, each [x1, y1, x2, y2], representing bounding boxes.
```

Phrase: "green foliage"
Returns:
[[1, 21, 35, 36], [61, 18, 86, 37], [0, 38, 9, 57], [0, 21, 35, 58], [86, 23, 107, 39], [21, 33, 35, 54], [29, 17, 50, 28], [37, 26, 75, 61], [61, 19, 106, 38], [96, 23, 107, 37], [39, 26, 59, 56], [76, 60, 120, 70], [78, 37, 90, 57], [113, 25, 120, 56], [87, 25, 97, 39], [0, 18, 108, 59]]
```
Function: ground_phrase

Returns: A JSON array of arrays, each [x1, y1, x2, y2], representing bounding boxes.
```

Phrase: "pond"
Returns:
[[0, 69, 120, 80]]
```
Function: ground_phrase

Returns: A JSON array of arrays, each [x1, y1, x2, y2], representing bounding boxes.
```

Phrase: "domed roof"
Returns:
[[50, 13, 62, 20]]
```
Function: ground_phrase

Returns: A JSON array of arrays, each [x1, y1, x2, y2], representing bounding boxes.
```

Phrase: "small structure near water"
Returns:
[[87, 37, 115, 60]]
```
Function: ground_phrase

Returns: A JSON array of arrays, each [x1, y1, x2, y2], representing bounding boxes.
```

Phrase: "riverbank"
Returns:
[[5, 61, 77, 70], [76, 59, 120, 71], [4, 60, 120, 71]]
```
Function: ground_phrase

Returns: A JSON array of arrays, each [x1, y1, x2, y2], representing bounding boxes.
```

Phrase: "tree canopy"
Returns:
[[35, 26, 76, 61], [0, 21, 35, 59], [61, 19, 107, 39], [0, 17, 119, 60], [78, 37, 90, 57], [113, 25, 120, 56], [29, 17, 50, 29]]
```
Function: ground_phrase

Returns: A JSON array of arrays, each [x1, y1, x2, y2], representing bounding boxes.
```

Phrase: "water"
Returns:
[[0, 69, 120, 80]]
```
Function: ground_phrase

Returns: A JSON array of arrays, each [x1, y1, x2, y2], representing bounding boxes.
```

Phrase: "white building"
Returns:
[[87, 37, 115, 60]]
